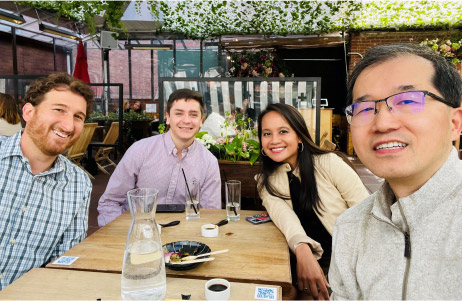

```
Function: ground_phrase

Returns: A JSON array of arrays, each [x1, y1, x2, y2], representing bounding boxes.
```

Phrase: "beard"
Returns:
[[26, 116, 79, 157]]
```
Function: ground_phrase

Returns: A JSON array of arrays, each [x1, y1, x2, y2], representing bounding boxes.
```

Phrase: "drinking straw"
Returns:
[[182, 168, 198, 214], [222, 170, 238, 215]]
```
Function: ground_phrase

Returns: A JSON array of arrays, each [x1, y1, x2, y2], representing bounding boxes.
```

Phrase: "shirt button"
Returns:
[[167, 197, 171, 200], [176, 163, 179, 166], [11, 239, 16, 245], [0, 274, 2, 279], [172, 180, 175, 184], [21, 158, 26, 163], [22, 206, 27, 212]]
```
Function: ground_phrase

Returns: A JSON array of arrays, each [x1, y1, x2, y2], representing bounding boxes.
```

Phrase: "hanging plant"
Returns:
[[420, 38, 462, 66], [228, 50, 288, 78]]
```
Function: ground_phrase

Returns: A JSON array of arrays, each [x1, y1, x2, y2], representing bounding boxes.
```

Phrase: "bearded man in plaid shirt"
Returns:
[[0, 73, 94, 290]]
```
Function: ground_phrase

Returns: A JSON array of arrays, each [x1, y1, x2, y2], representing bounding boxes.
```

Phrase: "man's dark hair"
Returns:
[[23, 72, 94, 117], [347, 43, 462, 107], [167, 88, 204, 115]]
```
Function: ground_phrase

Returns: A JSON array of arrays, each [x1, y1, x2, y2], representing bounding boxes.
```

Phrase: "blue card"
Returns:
[[254, 286, 277, 300], [53, 256, 79, 265]]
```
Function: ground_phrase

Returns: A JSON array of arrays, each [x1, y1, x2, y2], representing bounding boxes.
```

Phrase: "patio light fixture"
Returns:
[[0, 9, 26, 25], [39, 23, 79, 40], [124, 42, 172, 50]]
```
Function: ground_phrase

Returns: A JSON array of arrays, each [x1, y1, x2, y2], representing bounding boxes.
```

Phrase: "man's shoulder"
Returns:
[[193, 140, 218, 164], [59, 155, 92, 186], [125, 134, 164, 156], [336, 193, 375, 225], [0, 135, 8, 149]]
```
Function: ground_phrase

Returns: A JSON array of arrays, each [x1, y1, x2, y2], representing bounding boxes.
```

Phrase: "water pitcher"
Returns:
[[121, 188, 166, 300]]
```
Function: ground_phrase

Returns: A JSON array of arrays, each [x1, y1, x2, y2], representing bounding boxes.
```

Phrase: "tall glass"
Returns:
[[185, 179, 200, 220], [226, 180, 241, 221], [121, 188, 166, 300]]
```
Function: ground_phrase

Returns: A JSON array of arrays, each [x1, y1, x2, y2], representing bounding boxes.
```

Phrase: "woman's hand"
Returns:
[[295, 243, 330, 300]]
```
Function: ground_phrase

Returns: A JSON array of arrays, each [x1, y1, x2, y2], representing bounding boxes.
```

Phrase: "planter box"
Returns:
[[218, 160, 263, 210]]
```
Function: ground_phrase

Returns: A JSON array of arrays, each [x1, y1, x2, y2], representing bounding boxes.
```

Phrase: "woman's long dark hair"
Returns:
[[257, 103, 355, 215]]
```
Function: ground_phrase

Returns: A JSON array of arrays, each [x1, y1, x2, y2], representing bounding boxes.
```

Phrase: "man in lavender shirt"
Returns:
[[97, 89, 221, 227]]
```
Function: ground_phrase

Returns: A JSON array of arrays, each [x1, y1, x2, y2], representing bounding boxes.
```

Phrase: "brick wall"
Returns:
[[79, 48, 160, 102], [0, 32, 67, 76], [348, 30, 461, 71]]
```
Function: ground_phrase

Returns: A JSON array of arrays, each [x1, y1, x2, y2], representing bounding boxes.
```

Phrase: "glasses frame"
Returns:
[[345, 90, 456, 125]]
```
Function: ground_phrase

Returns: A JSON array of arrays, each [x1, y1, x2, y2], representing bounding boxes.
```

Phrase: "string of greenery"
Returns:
[[17, 1, 462, 39]]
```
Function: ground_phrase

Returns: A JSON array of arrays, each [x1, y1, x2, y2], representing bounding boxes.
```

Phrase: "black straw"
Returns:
[[222, 170, 238, 215], [182, 168, 198, 214]]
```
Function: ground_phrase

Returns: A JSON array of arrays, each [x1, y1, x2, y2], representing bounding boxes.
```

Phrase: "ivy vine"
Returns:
[[15, 1, 462, 39]]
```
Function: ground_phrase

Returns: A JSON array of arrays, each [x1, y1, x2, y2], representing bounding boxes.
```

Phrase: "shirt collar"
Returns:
[[0, 131, 65, 175], [372, 147, 461, 225], [163, 131, 197, 157], [0, 131, 23, 160]]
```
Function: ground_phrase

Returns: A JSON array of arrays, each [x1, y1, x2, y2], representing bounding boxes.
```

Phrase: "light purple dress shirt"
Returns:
[[97, 132, 221, 227]]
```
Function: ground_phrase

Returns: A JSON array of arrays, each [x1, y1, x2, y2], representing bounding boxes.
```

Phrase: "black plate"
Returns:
[[163, 241, 211, 271]]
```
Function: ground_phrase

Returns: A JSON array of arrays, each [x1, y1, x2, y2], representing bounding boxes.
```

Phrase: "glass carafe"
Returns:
[[121, 188, 166, 300]]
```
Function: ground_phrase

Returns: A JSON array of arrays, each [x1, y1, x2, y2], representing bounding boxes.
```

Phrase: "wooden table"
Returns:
[[47, 209, 292, 293], [0, 268, 282, 300]]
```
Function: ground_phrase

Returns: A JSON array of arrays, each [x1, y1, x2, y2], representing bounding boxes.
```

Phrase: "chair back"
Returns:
[[67, 123, 98, 158], [102, 122, 119, 145]]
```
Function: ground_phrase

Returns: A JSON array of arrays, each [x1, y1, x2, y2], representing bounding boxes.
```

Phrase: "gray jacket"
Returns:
[[329, 148, 462, 299]]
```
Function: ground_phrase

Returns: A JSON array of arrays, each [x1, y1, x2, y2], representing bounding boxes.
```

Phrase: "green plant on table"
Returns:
[[196, 112, 260, 165]]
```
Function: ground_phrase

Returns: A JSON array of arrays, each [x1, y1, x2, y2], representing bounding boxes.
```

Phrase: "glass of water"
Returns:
[[226, 180, 241, 221], [185, 179, 200, 220]]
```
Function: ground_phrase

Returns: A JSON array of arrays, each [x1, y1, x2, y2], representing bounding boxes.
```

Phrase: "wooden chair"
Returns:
[[319, 131, 329, 146], [321, 139, 337, 151], [94, 122, 119, 174], [67, 123, 98, 179]]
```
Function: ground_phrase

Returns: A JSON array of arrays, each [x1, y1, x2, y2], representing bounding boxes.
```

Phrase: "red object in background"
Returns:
[[73, 41, 90, 83]]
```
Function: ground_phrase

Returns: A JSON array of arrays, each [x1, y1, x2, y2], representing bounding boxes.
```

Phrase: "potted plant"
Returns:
[[420, 38, 462, 67], [228, 49, 288, 78], [196, 114, 262, 208]]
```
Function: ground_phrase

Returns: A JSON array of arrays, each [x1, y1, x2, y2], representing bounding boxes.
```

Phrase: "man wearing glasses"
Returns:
[[329, 43, 462, 299]]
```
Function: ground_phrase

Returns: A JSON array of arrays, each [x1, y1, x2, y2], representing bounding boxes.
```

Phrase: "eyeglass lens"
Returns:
[[350, 91, 426, 125]]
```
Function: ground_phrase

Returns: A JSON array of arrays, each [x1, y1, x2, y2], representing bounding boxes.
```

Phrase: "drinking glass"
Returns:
[[185, 179, 200, 220], [226, 180, 241, 221]]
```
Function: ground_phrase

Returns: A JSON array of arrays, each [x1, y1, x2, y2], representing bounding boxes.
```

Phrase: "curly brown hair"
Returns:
[[23, 73, 93, 117]]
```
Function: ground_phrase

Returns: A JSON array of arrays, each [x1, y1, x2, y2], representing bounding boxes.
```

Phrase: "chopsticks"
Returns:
[[182, 168, 198, 214], [169, 257, 215, 265], [181, 249, 229, 261]]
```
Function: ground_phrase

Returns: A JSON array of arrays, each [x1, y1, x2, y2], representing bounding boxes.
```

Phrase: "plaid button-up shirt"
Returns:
[[0, 132, 92, 290]]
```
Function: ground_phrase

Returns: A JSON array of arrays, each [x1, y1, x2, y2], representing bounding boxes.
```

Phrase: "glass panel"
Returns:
[[131, 50, 152, 99], [109, 50, 129, 99], [159, 78, 322, 142]]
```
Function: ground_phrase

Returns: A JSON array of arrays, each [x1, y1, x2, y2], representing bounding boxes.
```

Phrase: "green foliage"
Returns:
[[87, 110, 153, 141], [196, 113, 260, 165], [17, 1, 128, 36], [229, 50, 287, 77], [87, 110, 152, 122], [158, 123, 166, 134], [420, 37, 462, 65], [16, 1, 462, 39], [352, 1, 462, 31]]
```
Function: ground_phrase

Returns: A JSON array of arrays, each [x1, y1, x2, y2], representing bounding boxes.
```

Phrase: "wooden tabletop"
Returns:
[[0, 268, 282, 300], [46, 209, 292, 292]]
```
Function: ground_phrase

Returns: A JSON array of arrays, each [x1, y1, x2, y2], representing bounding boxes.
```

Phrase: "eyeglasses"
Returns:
[[345, 90, 456, 125]]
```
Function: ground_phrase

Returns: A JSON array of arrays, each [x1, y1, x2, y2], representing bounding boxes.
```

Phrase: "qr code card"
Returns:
[[254, 286, 277, 300], [53, 256, 79, 265]]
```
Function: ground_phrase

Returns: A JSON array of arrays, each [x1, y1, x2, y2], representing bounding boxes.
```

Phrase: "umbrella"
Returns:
[[73, 41, 90, 83]]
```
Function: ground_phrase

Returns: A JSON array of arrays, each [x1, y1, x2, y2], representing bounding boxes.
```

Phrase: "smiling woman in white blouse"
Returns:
[[0, 93, 22, 136]]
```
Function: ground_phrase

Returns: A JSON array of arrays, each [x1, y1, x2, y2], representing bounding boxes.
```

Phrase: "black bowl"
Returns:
[[163, 241, 211, 271]]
